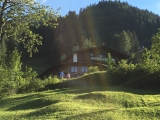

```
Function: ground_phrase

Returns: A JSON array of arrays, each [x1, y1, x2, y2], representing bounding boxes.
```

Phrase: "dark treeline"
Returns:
[[20, 0, 160, 65]]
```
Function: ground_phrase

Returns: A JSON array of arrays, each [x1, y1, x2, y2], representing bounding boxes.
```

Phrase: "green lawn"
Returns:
[[0, 86, 160, 120]]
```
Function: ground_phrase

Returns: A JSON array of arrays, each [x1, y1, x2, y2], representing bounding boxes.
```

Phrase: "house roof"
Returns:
[[61, 45, 130, 63]]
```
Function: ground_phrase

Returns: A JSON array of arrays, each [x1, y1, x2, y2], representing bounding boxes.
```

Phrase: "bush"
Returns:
[[0, 49, 23, 98], [17, 78, 45, 93], [44, 76, 61, 85], [88, 66, 99, 73]]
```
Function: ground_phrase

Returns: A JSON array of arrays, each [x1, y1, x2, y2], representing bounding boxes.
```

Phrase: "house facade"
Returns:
[[38, 44, 129, 79]]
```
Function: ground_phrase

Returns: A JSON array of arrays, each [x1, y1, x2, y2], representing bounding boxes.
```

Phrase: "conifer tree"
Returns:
[[126, 30, 140, 53], [118, 30, 131, 54]]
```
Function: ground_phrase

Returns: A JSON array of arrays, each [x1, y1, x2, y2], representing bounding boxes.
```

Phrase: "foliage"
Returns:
[[104, 30, 160, 87], [0, 49, 23, 98], [17, 67, 41, 93], [31, 1, 160, 65], [151, 30, 160, 54], [0, 0, 59, 56], [106, 53, 116, 70], [118, 30, 131, 53], [44, 76, 61, 84], [0, 49, 43, 97], [150, 31, 160, 67], [110, 30, 139, 54], [137, 48, 157, 72], [81, 36, 95, 50], [126, 30, 140, 53], [88, 66, 99, 73], [0, 0, 60, 98]]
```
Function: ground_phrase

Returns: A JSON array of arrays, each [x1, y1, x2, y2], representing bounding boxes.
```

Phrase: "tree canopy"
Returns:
[[0, 0, 59, 56]]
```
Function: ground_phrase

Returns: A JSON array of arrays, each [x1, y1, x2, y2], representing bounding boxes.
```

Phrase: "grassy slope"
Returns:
[[0, 84, 160, 120]]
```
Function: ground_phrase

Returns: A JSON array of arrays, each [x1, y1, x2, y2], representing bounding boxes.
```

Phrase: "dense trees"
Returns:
[[10, 0, 158, 69], [104, 29, 160, 88], [0, 0, 59, 98], [111, 30, 131, 53], [151, 30, 160, 55], [42, 0, 160, 65]]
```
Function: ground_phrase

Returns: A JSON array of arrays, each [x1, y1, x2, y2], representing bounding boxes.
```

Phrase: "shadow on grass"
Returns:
[[76, 92, 107, 100], [11, 93, 45, 101], [65, 109, 116, 120], [22, 106, 58, 118], [51, 84, 160, 95], [8, 99, 59, 110], [0, 93, 49, 109]]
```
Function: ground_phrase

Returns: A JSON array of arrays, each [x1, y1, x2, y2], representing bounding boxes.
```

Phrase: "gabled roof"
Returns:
[[61, 45, 130, 63]]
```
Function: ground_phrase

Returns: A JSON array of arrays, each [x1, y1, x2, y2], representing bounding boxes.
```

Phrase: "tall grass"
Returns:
[[0, 85, 160, 120]]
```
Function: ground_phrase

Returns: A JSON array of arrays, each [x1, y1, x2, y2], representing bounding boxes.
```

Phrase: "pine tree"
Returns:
[[118, 30, 131, 54], [126, 30, 140, 53]]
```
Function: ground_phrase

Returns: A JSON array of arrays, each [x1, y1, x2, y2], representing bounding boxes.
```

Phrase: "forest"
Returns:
[[24, 0, 160, 66]]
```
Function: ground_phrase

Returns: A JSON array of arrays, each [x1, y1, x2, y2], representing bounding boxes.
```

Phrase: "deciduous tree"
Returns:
[[0, 0, 59, 56]]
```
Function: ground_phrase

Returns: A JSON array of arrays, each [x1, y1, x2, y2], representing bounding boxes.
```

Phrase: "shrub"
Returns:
[[0, 49, 23, 98], [44, 76, 61, 85], [17, 67, 44, 93], [88, 66, 99, 73], [106, 53, 116, 70]]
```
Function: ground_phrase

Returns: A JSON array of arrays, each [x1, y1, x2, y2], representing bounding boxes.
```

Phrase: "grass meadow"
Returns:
[[0, 84, 160, 120]]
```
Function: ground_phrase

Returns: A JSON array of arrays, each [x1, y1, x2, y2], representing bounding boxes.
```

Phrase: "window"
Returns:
[[71, 66, 77, 72], [91, 57, 94, 60], [103, 58, 107, 61], [90, 54, 93, 57], [82, 66, 88, 72], [73, 53, 77, 62]]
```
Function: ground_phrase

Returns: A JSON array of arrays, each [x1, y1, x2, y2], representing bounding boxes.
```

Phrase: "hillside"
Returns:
[[54, 1, 160, 53], [0, 85, 160, 119], [24, 0, 160, 68]]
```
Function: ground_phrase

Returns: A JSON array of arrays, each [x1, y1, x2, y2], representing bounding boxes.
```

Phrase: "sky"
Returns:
[[37, 0, 160, 16]]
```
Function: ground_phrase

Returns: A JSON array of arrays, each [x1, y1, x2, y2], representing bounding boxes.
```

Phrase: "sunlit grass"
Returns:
[[0, 85, 160, 120]]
